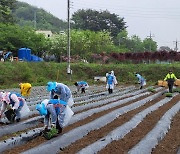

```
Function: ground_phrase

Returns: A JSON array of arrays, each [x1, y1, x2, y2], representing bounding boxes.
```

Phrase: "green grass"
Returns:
[[0, 62, 179, 89]]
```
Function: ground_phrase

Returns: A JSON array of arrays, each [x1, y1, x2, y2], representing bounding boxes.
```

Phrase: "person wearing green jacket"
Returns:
[[164, 70, 177, 93]]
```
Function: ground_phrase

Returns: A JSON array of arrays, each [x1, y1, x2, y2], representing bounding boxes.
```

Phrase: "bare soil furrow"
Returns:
[[152, 111, 180, 154], [98, 94, 180, 154], [58, 95, 169, 154], [3, 92, 151, 154], [1, 85, 178, 154]]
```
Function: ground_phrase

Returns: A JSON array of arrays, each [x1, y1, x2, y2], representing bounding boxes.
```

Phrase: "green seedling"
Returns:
[[43, 127, 58, 140], [173, 87, 180, 93], [165, 93, 173, 97], [147, 87, 156, 93]]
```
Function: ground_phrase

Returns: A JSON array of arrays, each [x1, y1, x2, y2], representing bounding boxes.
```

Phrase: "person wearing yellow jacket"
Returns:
[[19, 83, 32, 97], [164, 70, 177, 93]]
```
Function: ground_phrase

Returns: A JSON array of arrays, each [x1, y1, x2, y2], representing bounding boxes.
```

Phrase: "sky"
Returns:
[[18, 0, 180, 50]]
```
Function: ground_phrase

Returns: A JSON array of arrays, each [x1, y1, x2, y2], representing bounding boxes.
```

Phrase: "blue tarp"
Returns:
[[18, 48, 43, 62]]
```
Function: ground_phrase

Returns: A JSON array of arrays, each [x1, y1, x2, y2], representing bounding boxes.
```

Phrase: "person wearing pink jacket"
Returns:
[[0, 92, 26, 122]]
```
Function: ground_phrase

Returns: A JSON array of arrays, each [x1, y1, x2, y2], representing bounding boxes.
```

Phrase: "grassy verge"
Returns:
[[0, 62, 179, 89]]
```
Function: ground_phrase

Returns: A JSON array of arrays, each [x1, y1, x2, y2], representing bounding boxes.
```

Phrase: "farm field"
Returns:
[[0, 84, 180, 154]]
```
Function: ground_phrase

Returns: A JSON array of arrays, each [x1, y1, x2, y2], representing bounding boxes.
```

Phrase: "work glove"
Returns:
[[4, 109, 16, 123]]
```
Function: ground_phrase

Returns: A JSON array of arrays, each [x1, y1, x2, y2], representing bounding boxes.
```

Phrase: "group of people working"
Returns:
[[105, 70, 146, 94], [0, 70, 178, 135], [106, 70, 178, 94], [0, 81, 87, 135]]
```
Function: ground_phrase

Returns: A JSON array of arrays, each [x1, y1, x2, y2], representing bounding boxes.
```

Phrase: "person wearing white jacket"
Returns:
[[106, 70, 118, 94]]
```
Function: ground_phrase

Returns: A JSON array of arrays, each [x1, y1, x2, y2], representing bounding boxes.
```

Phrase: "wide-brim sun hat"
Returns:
[[46, 82, 56, 92]]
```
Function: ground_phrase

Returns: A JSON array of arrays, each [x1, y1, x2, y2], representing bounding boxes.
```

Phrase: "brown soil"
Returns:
[[2, 89, 180, 154], [4, 92, 151, 154], [152, 110, 180, 154], [98, 95, 180, 154]]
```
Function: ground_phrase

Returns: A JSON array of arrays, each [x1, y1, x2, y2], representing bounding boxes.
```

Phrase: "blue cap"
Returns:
[[36, 103, 47, 116], [46, 82, 56, 92]]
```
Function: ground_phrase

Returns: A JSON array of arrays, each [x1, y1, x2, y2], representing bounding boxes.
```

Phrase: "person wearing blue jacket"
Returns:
[[135, 73, 146, 89], [46, 81, 72, 103], [74, 81, 89, 93], [36, 96, 67, 134]]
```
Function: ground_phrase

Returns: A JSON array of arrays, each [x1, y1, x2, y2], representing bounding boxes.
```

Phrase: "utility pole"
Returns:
[[173, 39, 179, 52], [67, 0, 72, 80], [147, 31, 154, 52]]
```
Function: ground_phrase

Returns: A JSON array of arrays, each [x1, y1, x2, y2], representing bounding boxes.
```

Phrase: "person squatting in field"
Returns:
[[106, 70, 118, 94], [46, 81, 73, 105], [135, 73, 146, 89], [0, 92, 27, 122], [38, 81, 74, 133], [74, 81, 89, 93], [36, 95, 68, 134], [19, 83, 32, 97]]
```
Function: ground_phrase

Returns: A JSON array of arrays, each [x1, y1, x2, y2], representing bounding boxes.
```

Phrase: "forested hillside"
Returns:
[[14, 1, 67, 32]]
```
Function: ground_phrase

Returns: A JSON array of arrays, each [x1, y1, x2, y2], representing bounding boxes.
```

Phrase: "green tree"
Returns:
[[0, 23, 49, 56], [48, 30, 114, 60], [0, 0, 16, 24], [48, 32, 67, 60], [143, 38, 157, 52], [115, 30, 128, 47], [72, 9, 127, 37], [129, 35, 144, 52]]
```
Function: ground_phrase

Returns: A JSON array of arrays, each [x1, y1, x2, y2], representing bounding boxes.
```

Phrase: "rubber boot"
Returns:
[[56, 120, 63, 134], [108, 88, 111, 94]]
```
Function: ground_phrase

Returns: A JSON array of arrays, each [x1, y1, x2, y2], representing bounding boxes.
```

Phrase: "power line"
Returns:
[[72, 0, 180, 11], [71, 1, 180, 19]]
